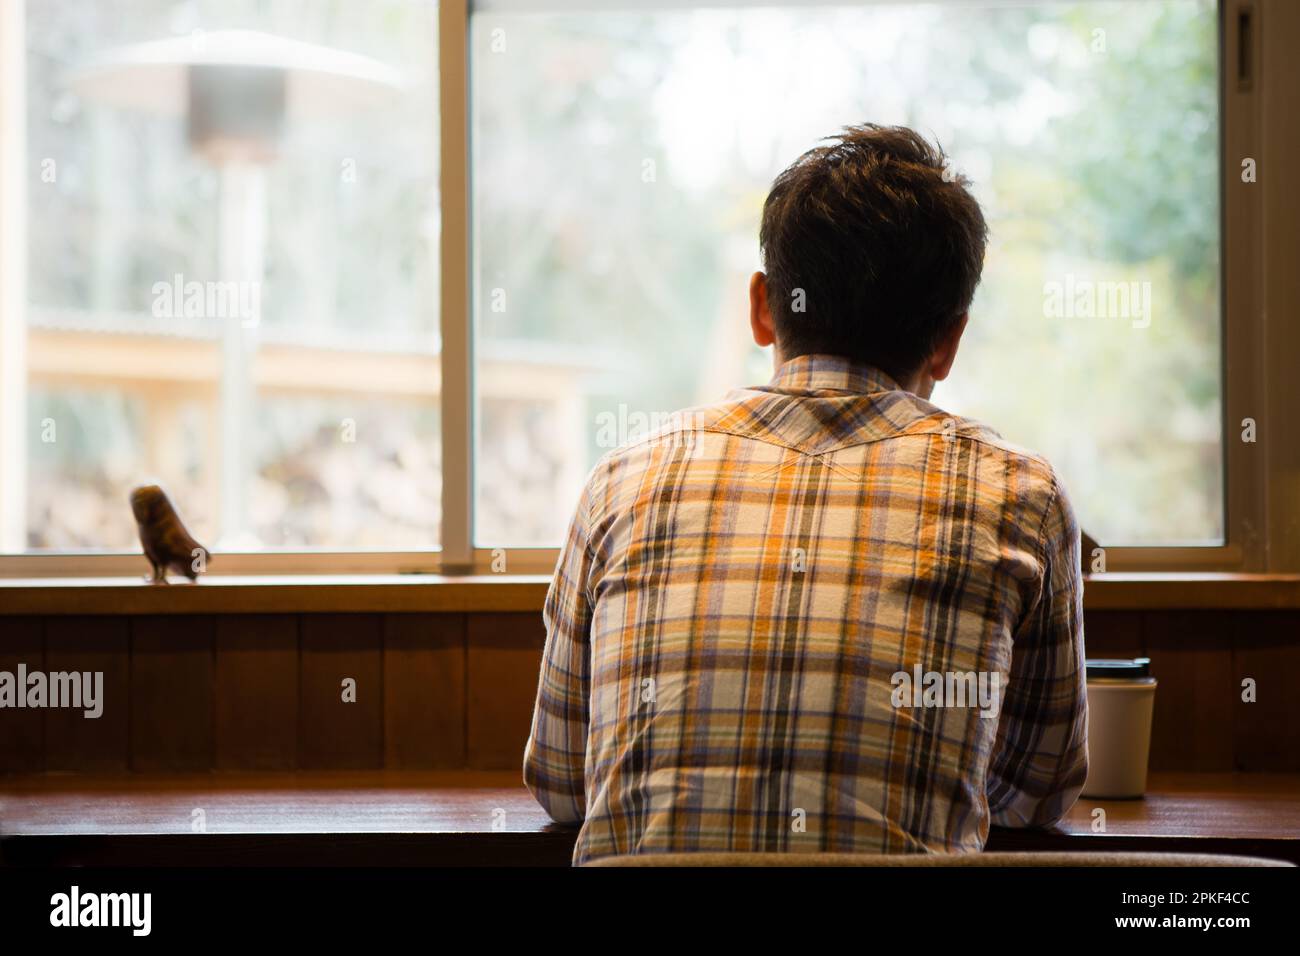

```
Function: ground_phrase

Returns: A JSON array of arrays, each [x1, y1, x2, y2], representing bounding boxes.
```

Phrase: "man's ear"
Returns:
[[749, 271, 776, 349], [928, 312, 969, 383]]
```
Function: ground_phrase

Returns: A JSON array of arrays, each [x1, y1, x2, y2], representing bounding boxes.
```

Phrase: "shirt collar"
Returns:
[[761, 354, 903, 396]]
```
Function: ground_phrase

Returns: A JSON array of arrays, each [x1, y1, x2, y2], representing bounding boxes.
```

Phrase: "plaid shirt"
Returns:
[[525, 354, 1088, 865]]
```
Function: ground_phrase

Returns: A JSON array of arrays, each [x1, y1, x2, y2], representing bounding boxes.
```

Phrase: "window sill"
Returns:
[[0, 574, 551, 615], [0, 572, 1298, 615]]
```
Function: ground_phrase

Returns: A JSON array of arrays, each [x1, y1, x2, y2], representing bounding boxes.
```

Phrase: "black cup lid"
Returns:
[[1086, 657, 1151, 679]]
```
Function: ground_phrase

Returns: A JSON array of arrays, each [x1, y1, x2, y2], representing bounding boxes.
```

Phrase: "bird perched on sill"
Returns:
[[129, 484, 210, 585]]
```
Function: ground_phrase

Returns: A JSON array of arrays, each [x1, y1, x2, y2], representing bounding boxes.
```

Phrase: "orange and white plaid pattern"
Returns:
[[525, 354, 1088, 865]]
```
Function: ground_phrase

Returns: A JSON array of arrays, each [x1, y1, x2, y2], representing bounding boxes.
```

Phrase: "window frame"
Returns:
[[0, 0, 1282, 577]]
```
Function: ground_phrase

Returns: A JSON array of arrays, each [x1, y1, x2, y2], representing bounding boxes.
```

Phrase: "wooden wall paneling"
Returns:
[[467, 613, 546, 770], [383, 614, 466, 769], [1081, 611, 1145, 658], [214, 615, 299, 770], [9, 605, 1298, 774], [43, 617, 130, 772], [1232, 611, 1300, 772], [1144, 611, 1235, 772], [130, 616, 215, 771], [298, 614, 383, 769], [0, 617, 44, 773]]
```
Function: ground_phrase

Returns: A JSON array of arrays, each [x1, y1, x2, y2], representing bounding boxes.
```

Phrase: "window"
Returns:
[[6, 0, 441, 554], [471, 0, 1223, 548], [1, 0, 1283, 573]]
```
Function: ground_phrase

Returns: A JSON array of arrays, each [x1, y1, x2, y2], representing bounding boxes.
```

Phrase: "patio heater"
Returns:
[[69, 30, 400, 548]]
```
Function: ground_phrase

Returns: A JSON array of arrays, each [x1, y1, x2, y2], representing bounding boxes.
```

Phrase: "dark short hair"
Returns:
[[759, 124, 988, 382]]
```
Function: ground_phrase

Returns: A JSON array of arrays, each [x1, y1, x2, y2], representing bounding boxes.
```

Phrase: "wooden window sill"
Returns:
[[0, 574, 550, 614], [0, 573, 1298, 615]]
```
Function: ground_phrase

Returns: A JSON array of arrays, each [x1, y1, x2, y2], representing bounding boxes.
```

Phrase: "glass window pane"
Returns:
[[17, 0, 440, 553], [471, 0, 1222, 547]]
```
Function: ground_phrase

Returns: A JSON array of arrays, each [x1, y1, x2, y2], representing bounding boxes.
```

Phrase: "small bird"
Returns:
[[129, 484, 210, 585]]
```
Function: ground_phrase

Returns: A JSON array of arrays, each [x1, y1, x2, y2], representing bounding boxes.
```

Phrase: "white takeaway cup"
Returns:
[[1081, 658, 1158, 799]]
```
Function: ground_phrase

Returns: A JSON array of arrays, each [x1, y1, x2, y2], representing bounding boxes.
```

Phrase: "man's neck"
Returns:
[[772, 350, 929, 398]]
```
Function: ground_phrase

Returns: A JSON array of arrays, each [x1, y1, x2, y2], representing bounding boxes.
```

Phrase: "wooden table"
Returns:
[[988, 773, 1300, 863], [1, 772, 1296, 866]]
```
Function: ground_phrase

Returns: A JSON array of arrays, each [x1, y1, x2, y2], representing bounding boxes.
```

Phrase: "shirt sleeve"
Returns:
[[986, 473, 1089, 828], [522, 482, 597, 825]]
